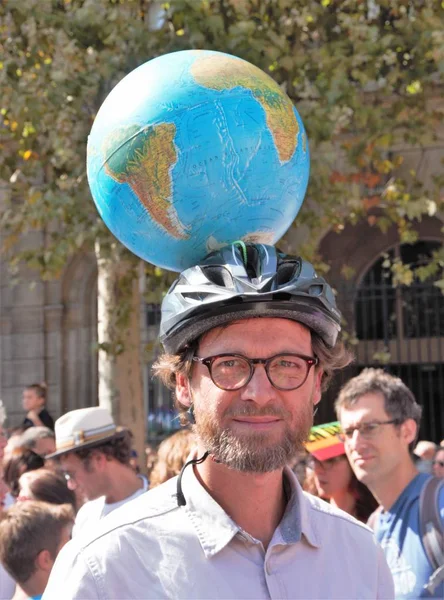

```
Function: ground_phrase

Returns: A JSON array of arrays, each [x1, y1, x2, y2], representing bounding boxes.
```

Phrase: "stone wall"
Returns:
[[0, 232, 98, 428]]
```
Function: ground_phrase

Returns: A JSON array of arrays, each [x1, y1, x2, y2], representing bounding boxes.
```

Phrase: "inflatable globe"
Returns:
[[87, 49, 310, 272]]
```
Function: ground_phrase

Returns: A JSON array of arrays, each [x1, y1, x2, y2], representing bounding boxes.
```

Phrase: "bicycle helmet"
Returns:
[[160, 242, 342, 353]]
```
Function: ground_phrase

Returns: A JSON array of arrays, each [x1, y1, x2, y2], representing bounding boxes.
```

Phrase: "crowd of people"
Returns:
[[0, 244, 443, 599], [0, 373, 443, 599], [0, 385, 198, 600]]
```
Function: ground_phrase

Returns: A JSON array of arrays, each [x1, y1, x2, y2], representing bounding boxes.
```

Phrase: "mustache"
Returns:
[[224, 404, 291, 419]]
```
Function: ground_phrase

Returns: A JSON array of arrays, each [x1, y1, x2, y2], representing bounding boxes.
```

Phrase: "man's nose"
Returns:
[[240, 364, 275, 405]]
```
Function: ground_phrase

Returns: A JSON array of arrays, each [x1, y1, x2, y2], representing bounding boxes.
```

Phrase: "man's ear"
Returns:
[[176, 372, 192, 408], [401, 418, 418, 446], [35, 548, 54, 573]]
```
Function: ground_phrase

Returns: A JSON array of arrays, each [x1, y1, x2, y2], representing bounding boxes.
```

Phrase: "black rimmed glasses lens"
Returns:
[[337, 419, 401, 442], [192, 353, 318, 391]]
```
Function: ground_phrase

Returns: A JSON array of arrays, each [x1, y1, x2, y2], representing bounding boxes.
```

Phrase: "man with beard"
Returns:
[[44, 243, 394, 599]]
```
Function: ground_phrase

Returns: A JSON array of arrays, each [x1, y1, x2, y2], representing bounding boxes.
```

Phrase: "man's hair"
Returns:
[[334, 368, 422, 451], [20, 427, 55, 450], [19, 469, 77, 512], [153, 329, 353, 424], [149, 429, 196, 488], [0, 501, 74, 585], [24, 382, 47, 402], [72, 428, 133, 468]]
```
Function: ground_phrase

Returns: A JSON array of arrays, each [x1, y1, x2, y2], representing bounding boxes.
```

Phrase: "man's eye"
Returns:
[[361, 423, 378, 434], [278, 360, 300, 368], [218, 359, 241, 368]]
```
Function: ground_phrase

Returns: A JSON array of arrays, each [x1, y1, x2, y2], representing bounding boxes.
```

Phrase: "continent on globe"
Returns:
[[191, 54, 300, 164], [103, 123, 189, 240]]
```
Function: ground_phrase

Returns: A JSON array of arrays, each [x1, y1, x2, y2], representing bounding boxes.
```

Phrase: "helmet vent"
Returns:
[[308, 284, 324, 296], [182, 292, 211, 302], [202, 266, 234, 289], [276, 261, 300, 287]]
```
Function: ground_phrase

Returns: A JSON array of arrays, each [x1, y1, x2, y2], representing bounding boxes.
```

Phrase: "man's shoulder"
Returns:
[[75, 477, 180, 550], [39, 407, 54, 428], [303, 491, 374, 536]]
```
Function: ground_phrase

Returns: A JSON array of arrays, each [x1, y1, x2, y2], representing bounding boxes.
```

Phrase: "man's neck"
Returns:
[[195, 454, 287, 549], [104, 464, 143, 504], [21, 571, 46, 599], [369, 459, 419, 511]]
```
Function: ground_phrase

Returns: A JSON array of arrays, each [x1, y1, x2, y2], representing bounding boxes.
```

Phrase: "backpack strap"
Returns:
[[419, 477, 444, 594]]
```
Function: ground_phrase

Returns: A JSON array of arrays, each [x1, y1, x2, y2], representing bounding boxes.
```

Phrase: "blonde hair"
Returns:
[[149, 429, 196, 488]]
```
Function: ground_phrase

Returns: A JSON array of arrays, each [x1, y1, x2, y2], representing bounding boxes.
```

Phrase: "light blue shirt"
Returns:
[[43, 466, 394, 599], [374, 473, 444, 599]]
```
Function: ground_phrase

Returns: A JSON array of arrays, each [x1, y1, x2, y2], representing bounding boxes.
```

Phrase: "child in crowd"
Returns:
[[22, 384, 54, 431], [0, 501, 74, 600]]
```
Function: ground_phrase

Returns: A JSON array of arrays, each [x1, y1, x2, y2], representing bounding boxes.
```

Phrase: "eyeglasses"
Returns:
[[308, 455, 346, 471], [338, 419, 402, 442], [192, 353, 318, 391], [433, 460, 444, 468]]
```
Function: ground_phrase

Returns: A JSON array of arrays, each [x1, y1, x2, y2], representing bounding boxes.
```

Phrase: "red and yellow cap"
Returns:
[[305, 421, 345, 461]]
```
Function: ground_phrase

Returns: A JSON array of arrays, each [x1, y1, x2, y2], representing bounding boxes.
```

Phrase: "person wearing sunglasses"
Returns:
[[336, 368, 444, 599], [44, 243, 393, 599], [432, 448, 444, 479], [305, 421, 378, 522]]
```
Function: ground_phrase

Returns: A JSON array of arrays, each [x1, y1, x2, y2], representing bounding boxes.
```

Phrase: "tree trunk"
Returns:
[[96, 245, 146, 474]]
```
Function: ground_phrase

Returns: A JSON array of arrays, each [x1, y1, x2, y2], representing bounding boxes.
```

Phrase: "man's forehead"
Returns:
[[199, 317, 312, 347], [339, 392, 388, 424]]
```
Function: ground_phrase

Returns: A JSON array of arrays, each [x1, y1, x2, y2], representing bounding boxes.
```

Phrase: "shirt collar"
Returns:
[[180, 463, 320, 558], [285, 467, 321, 549], [181, 460, 239, 557]]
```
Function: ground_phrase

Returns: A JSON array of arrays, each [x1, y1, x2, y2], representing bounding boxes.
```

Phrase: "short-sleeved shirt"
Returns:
[[43, 465, 394, 599], [22, 408, 54, 431], [374, 473, 444, 599]]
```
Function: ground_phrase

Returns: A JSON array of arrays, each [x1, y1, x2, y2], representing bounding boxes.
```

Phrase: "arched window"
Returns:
[[353, 240, 444, 441], [355, 240, 444, 341]]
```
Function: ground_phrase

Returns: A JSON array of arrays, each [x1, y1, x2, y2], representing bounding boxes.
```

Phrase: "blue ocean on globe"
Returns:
[[87, 49, 310, 272]]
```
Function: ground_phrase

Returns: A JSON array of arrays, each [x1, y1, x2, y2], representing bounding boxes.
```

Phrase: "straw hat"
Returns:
[[47, 407, 125, 459]]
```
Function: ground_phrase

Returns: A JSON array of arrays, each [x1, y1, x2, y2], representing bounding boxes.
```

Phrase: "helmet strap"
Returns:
[[232, 240, 248, 265]]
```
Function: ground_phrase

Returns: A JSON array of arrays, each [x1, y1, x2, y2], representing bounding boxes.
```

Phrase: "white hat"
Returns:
[[47, 407, 124, 459]]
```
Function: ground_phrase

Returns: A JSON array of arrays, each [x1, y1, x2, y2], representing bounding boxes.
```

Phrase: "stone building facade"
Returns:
[[0, 232, 98, 427]]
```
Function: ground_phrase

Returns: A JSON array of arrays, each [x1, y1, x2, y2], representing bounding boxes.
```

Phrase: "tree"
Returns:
[[1, 0, 444, 440]]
